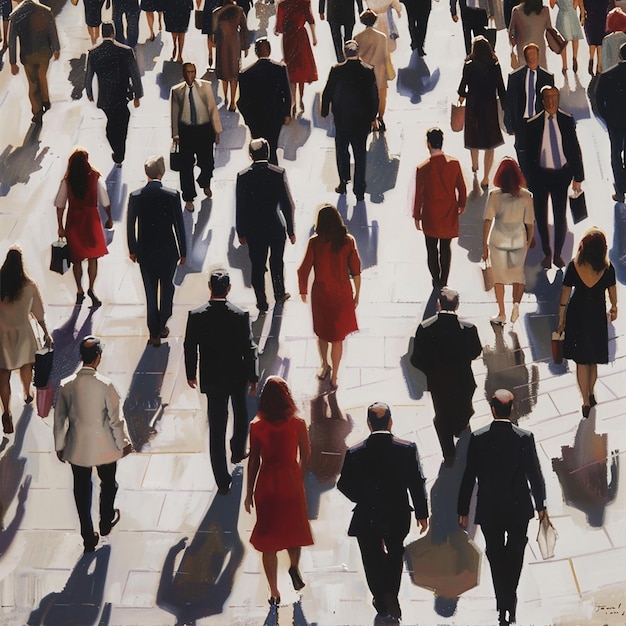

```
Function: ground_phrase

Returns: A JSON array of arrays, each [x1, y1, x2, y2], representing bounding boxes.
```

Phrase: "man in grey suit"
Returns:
[[86, 22, 143, 167], [55, 336, 133, 553], [8, 0, 60, 124], [171, 62, 222, 210]]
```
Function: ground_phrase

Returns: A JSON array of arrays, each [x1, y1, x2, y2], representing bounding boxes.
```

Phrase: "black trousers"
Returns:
[[432, 391, 474, 460], [139, 256, 178, 338], [608, 126, 626, 196], [481, 518, 529, 615], [206, 386, 249, 489], [102, 105, 131, 164], [356, 529, 406, 617], [179, 123, 216, 201], [249, 121, 283, 165], [247, 235, 287, 308], [405, 0, 431, 51], [460, 7, 488, 55], [335, 128, 368, 197], [424, 236, 452, 288], [71, 462, 118, 544], [532, 165, 571, 258], [112, 0, 140, 48], [329, 21, 354, 62]]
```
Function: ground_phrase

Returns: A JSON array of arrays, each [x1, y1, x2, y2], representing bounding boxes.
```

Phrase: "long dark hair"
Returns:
[[257, 376, 297, 422], [314, 204, 348, 252], [64, 148, 95, 200], [469, 36, 498, 65], [523, 0, 545, 16], [494, 157, 526, 195], [0, 247, 30, 303], [577, 227, 609, 273]]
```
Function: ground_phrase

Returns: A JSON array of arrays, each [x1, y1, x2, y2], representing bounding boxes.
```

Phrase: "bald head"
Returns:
[[490, 389, 514, 418], [367, 402, 392, 431]]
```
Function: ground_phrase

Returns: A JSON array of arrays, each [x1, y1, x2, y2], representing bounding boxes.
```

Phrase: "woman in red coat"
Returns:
[[55, 148, 112, 307], [298, 204, 361, 389], [244, 377, 313, 605]]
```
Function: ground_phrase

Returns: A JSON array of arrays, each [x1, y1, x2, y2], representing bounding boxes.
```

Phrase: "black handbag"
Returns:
[[569, 190, 587, 224], [34, 347, 54, 388], [50, 238, 71, 274], [170, 142, 182, 172]]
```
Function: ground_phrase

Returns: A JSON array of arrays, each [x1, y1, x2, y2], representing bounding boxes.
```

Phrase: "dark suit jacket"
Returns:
[[183, 299, 259, 393], [596, 62, 626, 131], [8, 0, 60, 65], [85, 39, 143, 110], [236, 161, 295, 240], [503, 65, 554, 136], [458, 420, 546, 525], [410, 312, 482, 398], [126, 181, 186, 265], [237, 58, 291, 131], [318, 0, 363, 25], [338, 431, 429, 536], [525, 109, 585, 184], [321, 58, 379, 133]]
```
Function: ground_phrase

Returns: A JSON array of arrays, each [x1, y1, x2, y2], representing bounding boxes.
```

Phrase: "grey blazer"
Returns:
[[170, 79, 223, 138]]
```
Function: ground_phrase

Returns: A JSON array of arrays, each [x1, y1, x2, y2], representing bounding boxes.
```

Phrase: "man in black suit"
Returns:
[[526, 85, 584, 269], [319, 0, 363, 62], [458, 389, 549, 626], [85, 22, 143, 167], [237, 38, 292, 165], [127, 155, 187, 347], [321, 39, 378, 201], [338, 402, 429, 623], [236, 138, 296, 312], [596, 43, 626, 203], [503, 43, 554, 183], [410, 288, 482, 467], [184, 270, 259, 495], [449, 0, 489, 56], [401, 0, 430, 55]]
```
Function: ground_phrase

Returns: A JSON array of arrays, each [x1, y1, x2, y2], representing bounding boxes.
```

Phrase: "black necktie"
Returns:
[[189, 84, 197, 126]]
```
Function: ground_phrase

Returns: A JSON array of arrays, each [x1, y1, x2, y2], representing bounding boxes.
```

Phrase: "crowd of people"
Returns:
[[0, 0, 624, 623]]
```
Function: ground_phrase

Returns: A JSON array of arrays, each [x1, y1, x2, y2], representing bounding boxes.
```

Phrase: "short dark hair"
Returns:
[[80, 336, 103, 363], [360, 8, 377, 26], [490, 390, 514, 417], [426, 127, 443, 150], [255, 37, 271, 57], [210, 269, 230, 296], [367, 402, 391, 431], [101, 22, 115, 38], [249, 138, 270, 161]]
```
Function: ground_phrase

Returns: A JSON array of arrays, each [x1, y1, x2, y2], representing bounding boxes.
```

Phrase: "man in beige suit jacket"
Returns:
[[55, 336, 132, 552], [171, 63, 223, 210]]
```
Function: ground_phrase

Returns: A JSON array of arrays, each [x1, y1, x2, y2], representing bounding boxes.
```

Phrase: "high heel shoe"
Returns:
[[582, 405, 591, 418], [76, 291, 85, 305], [589, 394, 597, 407], [2, 412, 14, 435], [317, 366, 331, 380], [288, 566, 305, 591], [510, 303, 519, 324], [268, 596, 281, 606], [87, 289, 101, 308], [572, 58, 578, 72], [491, 314, 506, 324]]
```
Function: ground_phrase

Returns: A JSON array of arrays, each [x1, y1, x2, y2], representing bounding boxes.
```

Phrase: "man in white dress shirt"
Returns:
[[54, 336, 132, 552], [170, 63, 223, 211]]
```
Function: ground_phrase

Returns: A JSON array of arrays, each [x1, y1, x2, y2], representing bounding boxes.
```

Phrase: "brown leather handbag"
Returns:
[[546, 27, 567, 54]]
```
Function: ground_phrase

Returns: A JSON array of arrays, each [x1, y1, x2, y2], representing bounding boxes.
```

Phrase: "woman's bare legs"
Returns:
[[262, 551, 280, 599], [87, 25, 100, 45], [228, 80, 238, 110], [330, 341, 343, 387], [146, 11, 156, 39], [317, 339, 330, 377], [72, 261, 84, 295], [87, 258, 98, 292], [494, 283, 505, 317], [19, 363, 33, 402], [577, 363, 598, 406], [0, 369, 11, 416], [482, 148, 494, 186], [512, 282, 524, 304]]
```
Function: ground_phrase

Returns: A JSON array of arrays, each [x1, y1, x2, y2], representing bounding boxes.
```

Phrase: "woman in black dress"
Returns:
[[557, 228, 618, 417], [83, 0, 106, 45], [140, 0, 165, 41], [457, 36, 506, 190], [164, 0, 194, 63], [200, 0, 222, 66], [584, 0, 610, 73]]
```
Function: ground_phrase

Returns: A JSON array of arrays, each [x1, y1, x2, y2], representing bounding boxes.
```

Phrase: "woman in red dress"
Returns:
[[298, 204, 361, 389], [275, 0, 318, 115], [55, 148, 112, 307], [244, 376, 313, 605]]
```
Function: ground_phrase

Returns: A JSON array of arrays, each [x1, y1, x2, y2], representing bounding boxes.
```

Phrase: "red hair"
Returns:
[[606, 7, 626, 32], [493, 158, 526, 195], [257, 376, 297, 422]]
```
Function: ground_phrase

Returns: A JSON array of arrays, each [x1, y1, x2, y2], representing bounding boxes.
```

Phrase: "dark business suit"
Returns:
[[127, 181, 187, 339], [236, 161, 295, 309], [319, 0, 363, 62], [458, 420, 546, 618], [503, 65, 554, 182], [85, 38, 143, 165], [401, 0, 431, 53], [237, 58, 292, 165], [338, 431, 428, 618], [450, 0, 488, 55], [410, 312, 482, 462], [321, 58, 378, 199], [526, 109, 584, 259], [596, 61, 626, 199], [111, 0, 140, 48], [183, 299, 259, 489]]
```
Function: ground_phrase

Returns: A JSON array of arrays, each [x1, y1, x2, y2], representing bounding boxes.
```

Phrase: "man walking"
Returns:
[[338, 402, 429, 623], [410, 288, 482, 467], [413, 127, 466, 289], [458, 389, 549, 626], [237, 38, 292, 165], [236, 138, 296, 313], [401, 0, 431, 55], [450, 0, 489, 56], [8, 0, 60, 124], [171, 62, 222, 210], [127, 155, 187, 347], [184, 270, 259, 495], [86, 22, 143, 167], [111, 0, 140, 49], [55, 336, 132, 553], [526, 85, 584, 268], [321, 39, 378, 202], [319, 0, 363, 62]]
